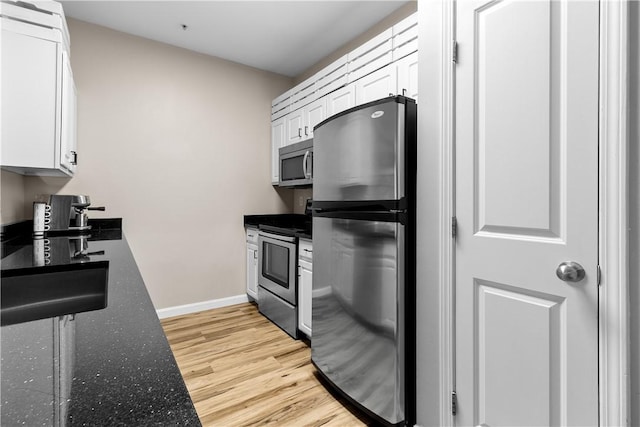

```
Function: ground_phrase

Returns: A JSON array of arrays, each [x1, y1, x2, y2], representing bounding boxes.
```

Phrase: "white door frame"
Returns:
[[416, 1, 630, 426], [598, 1, 630, 425]]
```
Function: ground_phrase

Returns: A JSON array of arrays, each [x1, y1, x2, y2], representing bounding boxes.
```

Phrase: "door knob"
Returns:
[[556, 261, 586, 282]]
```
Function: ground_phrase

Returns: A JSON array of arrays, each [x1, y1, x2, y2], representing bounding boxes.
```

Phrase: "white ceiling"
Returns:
[[59, 1, 411, 77]]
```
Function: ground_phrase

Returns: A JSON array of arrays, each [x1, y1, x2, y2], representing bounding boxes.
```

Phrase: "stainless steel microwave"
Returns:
[[279, 139, 312, 187]]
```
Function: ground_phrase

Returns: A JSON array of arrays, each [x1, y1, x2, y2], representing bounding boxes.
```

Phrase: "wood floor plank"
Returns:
[[161, 302, 372, 426]]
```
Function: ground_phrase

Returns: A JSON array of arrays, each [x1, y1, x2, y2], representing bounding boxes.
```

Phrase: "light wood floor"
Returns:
[[160, 302, 373, 426]]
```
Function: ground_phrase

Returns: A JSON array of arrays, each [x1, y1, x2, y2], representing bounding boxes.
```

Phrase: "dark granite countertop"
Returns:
[[244, 214, 312, 239], [0, 219, 200, 426]]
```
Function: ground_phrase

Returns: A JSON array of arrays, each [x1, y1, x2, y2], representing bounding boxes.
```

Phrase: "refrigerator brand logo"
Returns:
[[371, 111, 385, 119]]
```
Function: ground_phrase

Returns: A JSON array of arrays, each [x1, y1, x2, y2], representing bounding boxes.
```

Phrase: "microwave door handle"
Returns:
[[303, 150, 310, 178]]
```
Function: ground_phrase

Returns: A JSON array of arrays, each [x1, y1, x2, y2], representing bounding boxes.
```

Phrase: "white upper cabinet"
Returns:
[[392, 13, 418, 62], [271, 89, 292, 121], [315, 55, 349, 99], [326, 83, 356, 117], [289, 79, 316, 113], [270, 12, 418, 184], [1, 2, 77, 177], [287, 97, 327, 145], [303, 97, 327, 140], [396, 52, 418, 101], [286, 108, 305, 145], [60, 51, 78, 174], [271, 116, 286, 184], [355, 63, 398, 105], [348, 28, 394, 82]]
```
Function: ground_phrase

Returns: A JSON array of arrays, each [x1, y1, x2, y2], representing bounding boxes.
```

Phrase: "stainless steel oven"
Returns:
[[258, 230, 298, 338], [279, 139, 312, 187]]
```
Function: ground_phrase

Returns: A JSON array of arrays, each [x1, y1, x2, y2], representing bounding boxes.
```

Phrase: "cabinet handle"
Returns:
[[254, 249, 258, 259], [304, 126, 308, 136], [70, 151, 78, 165], [402, 88, 407, 96], [298, 128, 302, 138], [303, 249, 312, 253]]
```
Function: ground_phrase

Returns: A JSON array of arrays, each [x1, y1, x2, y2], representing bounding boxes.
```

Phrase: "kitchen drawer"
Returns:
[[246, 227, 259, 244], [298, 238, 312, 261]]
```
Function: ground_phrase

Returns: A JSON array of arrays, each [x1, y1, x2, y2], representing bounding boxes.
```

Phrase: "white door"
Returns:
[[455, 1, 599, 426]]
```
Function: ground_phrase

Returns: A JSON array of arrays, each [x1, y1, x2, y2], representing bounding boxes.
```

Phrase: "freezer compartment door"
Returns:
[[311, 216, 405, 425], [313, 99, 405, 202]]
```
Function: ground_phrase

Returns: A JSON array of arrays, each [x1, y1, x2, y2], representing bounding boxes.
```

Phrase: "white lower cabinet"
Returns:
[[246, 228, 259, 301], [297, 238, 313, 337]]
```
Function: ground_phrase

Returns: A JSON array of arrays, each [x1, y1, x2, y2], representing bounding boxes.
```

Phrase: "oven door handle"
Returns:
[[259, 231, 297, 244]]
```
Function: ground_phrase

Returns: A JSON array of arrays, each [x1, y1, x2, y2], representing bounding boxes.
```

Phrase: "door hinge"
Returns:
[[452, 41, 458, 63], [452, 391, 458, 415], [597, 264, 602, 286], [452, 216, 457, 239]]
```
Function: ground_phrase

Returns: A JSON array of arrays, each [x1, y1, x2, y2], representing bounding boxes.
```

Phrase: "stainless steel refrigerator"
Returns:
[[311, 96, 416, 426]]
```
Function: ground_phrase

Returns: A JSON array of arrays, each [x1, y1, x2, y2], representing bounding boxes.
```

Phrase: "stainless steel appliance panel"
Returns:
[[279, 139, 313, 187], [258, 286, 298, 339], [258, 232, 297, 306], [311, 216, 405, 424], [313, 101, 405, 202]]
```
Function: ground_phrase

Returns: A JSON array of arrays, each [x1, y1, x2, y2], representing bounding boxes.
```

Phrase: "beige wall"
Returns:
[[294, 1, 417, 85], [16, 19, 293, 309], [0, 170, 27, 224], [292, 188, 313, 214]]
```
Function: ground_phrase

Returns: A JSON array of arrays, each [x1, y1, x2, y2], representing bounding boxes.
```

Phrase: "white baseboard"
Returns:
[[156, 294, 250, 319]]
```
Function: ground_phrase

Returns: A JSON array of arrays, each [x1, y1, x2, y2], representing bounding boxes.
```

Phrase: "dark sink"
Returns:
[[1, 261, 109, 326]]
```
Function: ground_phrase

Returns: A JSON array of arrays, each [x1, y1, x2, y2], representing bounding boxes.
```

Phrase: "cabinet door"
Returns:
[[298, 259, 313, 337], [355, 63, 398, 105], [1, 26, 58, 169], [1, 318, 57, 425], [304, 97, 327, 140], [271, 116, 286, 184], [286, 108, 304, 145], [396, 52, 418, 101], [59, 51, 77, 174], [246, 244, 258, 300], [326, 83, 356, 117]]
